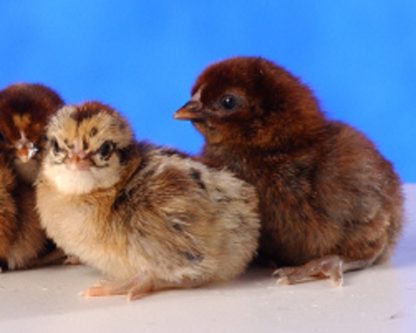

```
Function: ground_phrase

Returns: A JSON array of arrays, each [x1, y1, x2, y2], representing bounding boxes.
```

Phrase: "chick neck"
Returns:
[[201, 119, 328, 172], [112, 142, 151, 195], [13, 157, 40, 185]]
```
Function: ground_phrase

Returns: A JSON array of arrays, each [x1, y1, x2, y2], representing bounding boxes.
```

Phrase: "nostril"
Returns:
[[186, 101, 202, 111], [68, 152, 91, 171], [69, 151, 87, 162], [78, 151, 87, 159]]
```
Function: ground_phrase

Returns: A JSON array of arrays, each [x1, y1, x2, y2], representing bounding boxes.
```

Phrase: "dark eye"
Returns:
[[0, 132, 4, 142], [98, 141, 114, 159], [50, 138, 60, 154], [221, 95, 237, 110]]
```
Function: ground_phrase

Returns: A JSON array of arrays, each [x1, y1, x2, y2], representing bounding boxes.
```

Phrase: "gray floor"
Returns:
[[1, 184, 415, 333]]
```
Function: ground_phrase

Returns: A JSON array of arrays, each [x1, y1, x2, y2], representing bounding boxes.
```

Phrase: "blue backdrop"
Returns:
[[1, 1, 415, 181]]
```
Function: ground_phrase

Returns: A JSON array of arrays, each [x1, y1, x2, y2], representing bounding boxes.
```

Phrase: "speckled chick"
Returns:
[[36, 101, 260, 300], [174, 56, 403, 286], [0, 83, 64, 271]]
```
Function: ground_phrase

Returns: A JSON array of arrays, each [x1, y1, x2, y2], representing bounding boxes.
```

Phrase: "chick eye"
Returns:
[[50, 138, 61, 154], [98, 141, 114, 159], [221, 95, 237, 110]]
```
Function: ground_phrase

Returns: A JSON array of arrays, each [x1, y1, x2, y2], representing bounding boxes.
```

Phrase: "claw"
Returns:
[[275, 275, 290, 285]]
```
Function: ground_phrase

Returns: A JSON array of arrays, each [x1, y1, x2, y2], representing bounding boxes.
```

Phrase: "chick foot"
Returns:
[[64, 255, 81, 265], [81, 273, 176, 301], [273, 255, 344, 286], [28, 248, 68, 268]]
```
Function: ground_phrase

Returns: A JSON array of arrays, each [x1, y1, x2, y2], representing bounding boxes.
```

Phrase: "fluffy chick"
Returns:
[[0, 83, 64, 271], [174, 56, 403, 285], [36, 101, 259, 300]]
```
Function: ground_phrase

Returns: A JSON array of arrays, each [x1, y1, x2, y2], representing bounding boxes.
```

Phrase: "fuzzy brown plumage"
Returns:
[[0, 83, 64, 271], [36, 101, 259, 300], [174, 56, 403, 285]]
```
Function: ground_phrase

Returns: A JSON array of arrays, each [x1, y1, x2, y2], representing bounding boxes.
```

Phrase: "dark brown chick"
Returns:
[[174, 56, 403, 285], [0, 83, 64, 271]]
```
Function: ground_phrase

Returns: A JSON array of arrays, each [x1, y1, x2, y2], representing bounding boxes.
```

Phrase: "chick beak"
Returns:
[[16, 144, 38, 163], [68, 151, 91, 171], [173, 100, 205, 121], [68, 140, 91, 171]]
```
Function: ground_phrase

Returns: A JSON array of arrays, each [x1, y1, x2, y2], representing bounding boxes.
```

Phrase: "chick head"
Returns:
[[43, 101, 134, 194]]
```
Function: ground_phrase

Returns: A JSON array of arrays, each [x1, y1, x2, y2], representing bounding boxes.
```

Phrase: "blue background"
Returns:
[[1, 1, 415, 181]]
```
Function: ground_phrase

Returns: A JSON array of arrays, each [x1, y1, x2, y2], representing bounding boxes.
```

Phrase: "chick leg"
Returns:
[[273, 255, 343, 286], [82, 278, 144, 299], [82, 273, 187, 301], [28, 248, 68, 268], [273, 254, 378, 287]]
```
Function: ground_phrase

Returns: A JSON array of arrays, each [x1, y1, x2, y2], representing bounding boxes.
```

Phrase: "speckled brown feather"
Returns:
[[0, 83, 64, 270], [175, 57, 403, 278]]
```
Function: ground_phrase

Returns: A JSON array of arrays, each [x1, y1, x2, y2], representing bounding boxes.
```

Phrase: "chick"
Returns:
[[36, 101, 259, 300], [0, 83, 64, 183], [174, 56, 403, 285], [0, 83, 65, 271]]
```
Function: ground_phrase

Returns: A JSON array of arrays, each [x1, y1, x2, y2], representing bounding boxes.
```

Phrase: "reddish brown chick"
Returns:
[[0, 83, 64, 271], [174, 57, 403, 285]]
